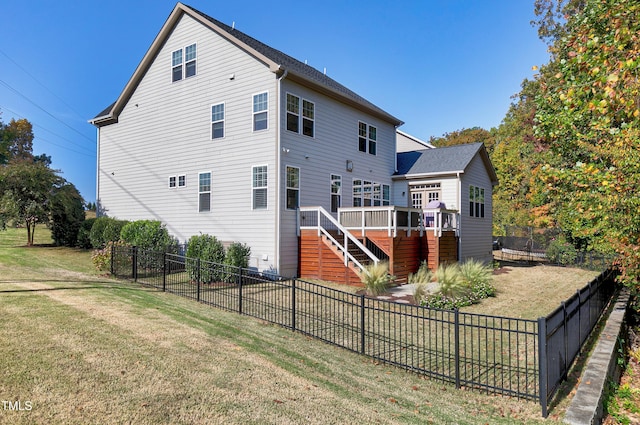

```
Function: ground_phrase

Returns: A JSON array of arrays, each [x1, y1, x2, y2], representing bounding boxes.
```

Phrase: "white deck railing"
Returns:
[[337, 206, 459, 237], [298, 206, 380, 273]]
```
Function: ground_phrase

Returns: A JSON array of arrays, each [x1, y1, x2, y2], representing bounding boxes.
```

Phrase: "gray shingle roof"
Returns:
[[396, 142, 486, 176]]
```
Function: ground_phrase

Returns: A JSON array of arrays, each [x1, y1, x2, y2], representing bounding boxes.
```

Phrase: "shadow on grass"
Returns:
[[0, 279, 161, 294]]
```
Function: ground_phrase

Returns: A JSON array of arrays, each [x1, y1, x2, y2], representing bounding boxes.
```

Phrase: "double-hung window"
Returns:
[[286, 93, 315, 137], [331, 174, 341, 213], [252, 166, 268, 209], [286, 94, 299, 133], [211, 103, 224, 139], [469, 185, 485, 218], [253, 92, 268, 131], [358, 121, 377, 155], [286, 166, 300, 210], [199, 172, 211, 212], [172, 43, 196, 82]]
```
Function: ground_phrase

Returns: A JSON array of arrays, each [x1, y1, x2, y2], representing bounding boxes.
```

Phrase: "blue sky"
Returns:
[[0, 1, 550, 203]]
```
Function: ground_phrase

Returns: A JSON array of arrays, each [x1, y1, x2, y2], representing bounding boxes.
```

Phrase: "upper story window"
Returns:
[[253, 92, 268, 131], [252, 165, 268, 209], [211, 103, 225, 139], [172, 43, 197, 82], [169, 176, 177, 188], [178, 175, 186, 187], [469, 185, 485, 218], [286, 166, 300, 210], [358, 121, 377, 155], [286, 93, 314, 137]]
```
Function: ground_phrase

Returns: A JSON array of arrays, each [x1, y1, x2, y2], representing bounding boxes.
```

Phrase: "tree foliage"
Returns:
[[0, 161, 61, 245], [429, 127, 496, 152], [533, 0, 640, 288], [532, 0, 586, 45], [0, 118, 35, 165], [49, 183, 85, 247]]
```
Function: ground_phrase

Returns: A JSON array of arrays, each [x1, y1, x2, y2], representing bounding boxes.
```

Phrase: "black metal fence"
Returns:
[[538, 268, 618, 416], [110, 245, 618, 416]]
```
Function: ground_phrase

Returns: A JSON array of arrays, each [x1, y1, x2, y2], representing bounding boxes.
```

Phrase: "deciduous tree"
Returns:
[[533, 0, 640, 288]]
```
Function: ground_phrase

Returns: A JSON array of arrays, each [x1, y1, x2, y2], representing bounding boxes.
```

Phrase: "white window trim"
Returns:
[[331, 174, 342, 213], [252, 91, 269, 132], [171, 42, 197, 83], [286, 92, 300, 134], [178, 174, 187, 188], [198, 171, 212, 213], [285, 92, 314, 138], [469, 184, 486, 218], [211, 102, 225, 139], [252, 164, 268, 210], [285, 165, 300, 210], [168, 175, 177, 189], [357, 121, 377, 155]]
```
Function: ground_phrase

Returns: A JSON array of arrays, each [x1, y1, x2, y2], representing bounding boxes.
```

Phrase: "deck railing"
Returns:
[[298, 206, 380, 273], [337, 206, 459, 237]]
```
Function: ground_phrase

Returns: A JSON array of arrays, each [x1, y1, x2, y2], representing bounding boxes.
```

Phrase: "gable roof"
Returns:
[[395, 142, 498, 185], [91, 2, 402, 127]]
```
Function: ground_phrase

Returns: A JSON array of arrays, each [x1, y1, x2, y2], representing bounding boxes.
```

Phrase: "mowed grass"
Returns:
[[0, 227, 589, 424]]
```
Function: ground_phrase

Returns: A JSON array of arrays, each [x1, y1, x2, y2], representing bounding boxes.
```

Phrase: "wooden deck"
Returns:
[[299, 229, 458, 285]]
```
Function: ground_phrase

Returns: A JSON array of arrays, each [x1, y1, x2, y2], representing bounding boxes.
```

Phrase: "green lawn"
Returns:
[[0, 226, 580, 424]]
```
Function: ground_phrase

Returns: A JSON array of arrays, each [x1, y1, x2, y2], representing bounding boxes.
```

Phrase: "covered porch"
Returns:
[[298, 206, 459, 285]]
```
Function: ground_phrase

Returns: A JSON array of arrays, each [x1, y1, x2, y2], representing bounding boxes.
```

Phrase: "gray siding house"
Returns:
[[394, 143, 498, 264], [91, 2, 498, 280], [91, 3, 401, 277]]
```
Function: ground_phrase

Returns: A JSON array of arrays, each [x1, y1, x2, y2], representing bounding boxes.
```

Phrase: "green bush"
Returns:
[[49, 183, 85, 247], [89, 216, 128, 248], [224, 242, 251, 268], [120, 220, 175, 252], [421, 260, 495, 310], [77, 217, 96, 249], [186, 234, 225, 283], [360, 261, 395, 296], [546, 238, 578, 265]]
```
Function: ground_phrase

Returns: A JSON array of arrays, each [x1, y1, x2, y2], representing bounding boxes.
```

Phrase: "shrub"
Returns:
[[546, 238, 578, 266], [89, 216, 128, 248], [120, 220, 175, 252], [91, 240, 130, 273], [49, 183, 85, 247], [421, 260, 495, 309], [360, 261, 394, 296], [77, 217, 96, 249], [224, 242, 251, 268], [186, 234, 225, 283]]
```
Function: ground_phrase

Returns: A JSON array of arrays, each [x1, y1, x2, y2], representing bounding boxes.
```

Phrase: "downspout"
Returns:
[[96, 127, 101, 217], [275, 69, 288, 275], [457, 171, 462, 261]]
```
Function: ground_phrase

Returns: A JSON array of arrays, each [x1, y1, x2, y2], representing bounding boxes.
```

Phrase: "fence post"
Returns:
[[360, 294, 366, 355], [162, 252, 167, 292], [538, 317, 548, 418], [291, 279, 296, 331], [132, 246, 138, 282], [110, 243, 115, 275], [238, 266, 243, 315], [563, 301, 569, 380], [196, 258, 201, 301], [454, 309, 461, 389]]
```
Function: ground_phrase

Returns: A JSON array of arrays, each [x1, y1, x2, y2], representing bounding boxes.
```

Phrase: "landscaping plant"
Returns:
[[360, 261, 394, 296]]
